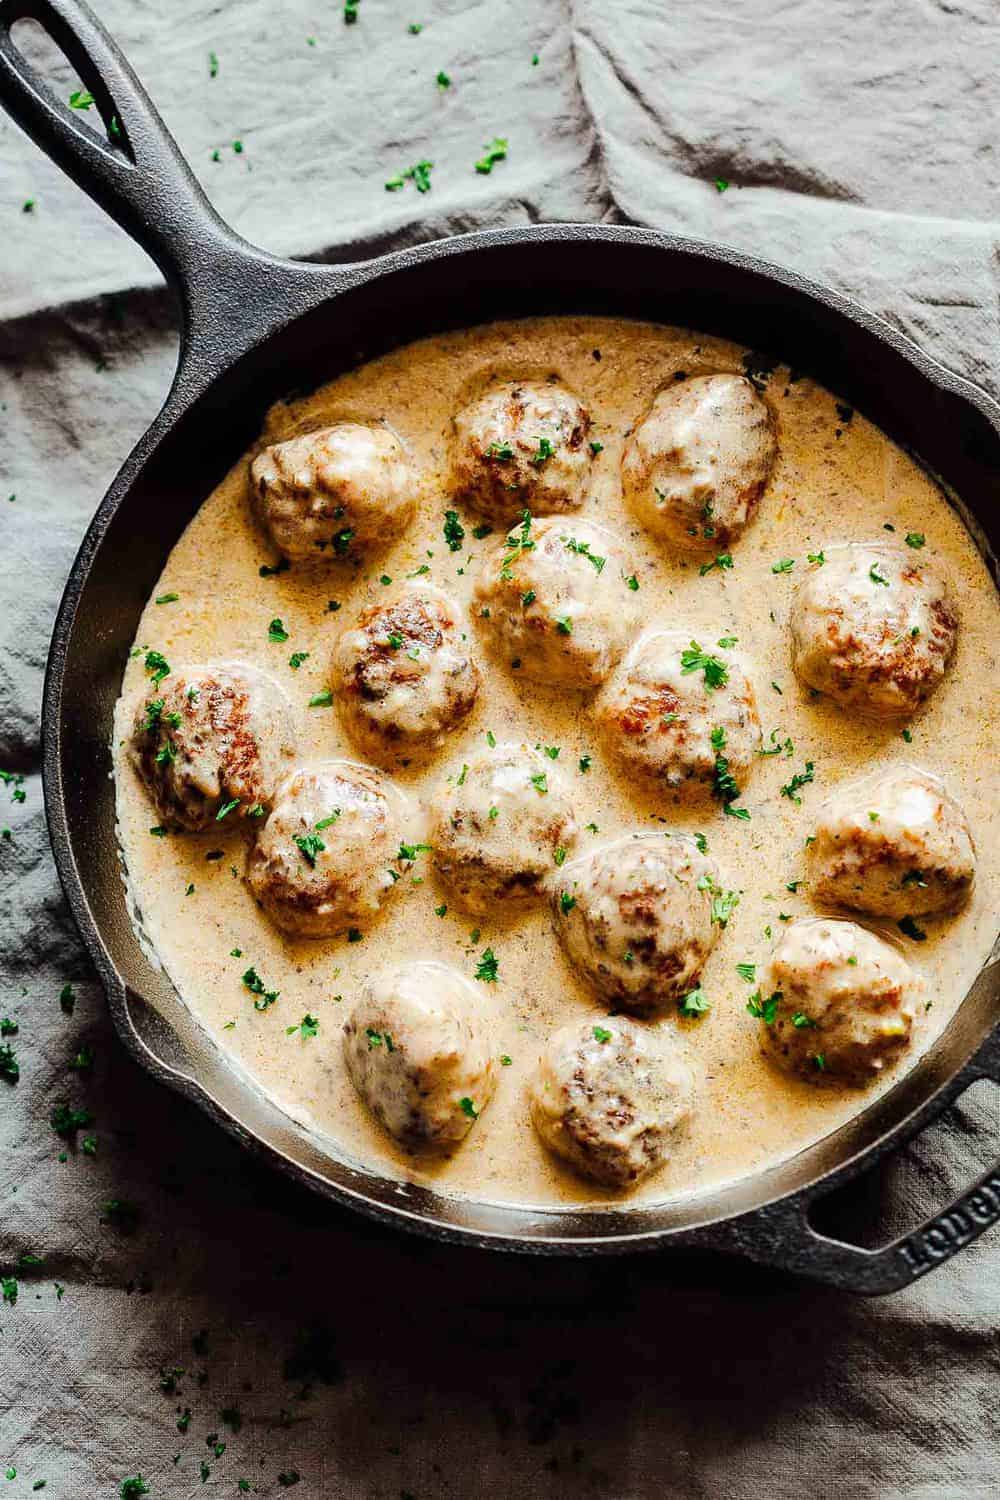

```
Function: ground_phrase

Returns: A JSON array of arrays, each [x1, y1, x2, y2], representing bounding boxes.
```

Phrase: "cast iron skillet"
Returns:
[[2, 0, 999, 1294]]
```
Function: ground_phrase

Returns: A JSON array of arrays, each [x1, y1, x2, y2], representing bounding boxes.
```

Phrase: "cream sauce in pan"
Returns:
[[112, 317, 1000, 1208]]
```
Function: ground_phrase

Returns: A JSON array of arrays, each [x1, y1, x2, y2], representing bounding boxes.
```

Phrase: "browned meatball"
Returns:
[[789, 543, 958, 718], [451, 381, 595, 524], [622, 374, 776, 552], [428, 743, 579, 914], [528, 1017, 694, 1188], [596, 629, 761, 798], [246, 761, 407, 937], [553, 832, 727, 1013], [754, 918, 919, 1084], [808, 765, 975, 919], [332, 584, 480, 761], [128, 662, 296, 832], [251, 421, 417, 563]]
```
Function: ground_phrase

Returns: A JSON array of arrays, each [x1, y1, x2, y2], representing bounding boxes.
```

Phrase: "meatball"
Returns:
[[808, 765, 975, 919], [246, 761, 406, 937], [553, 832, 726, 1013], [332, 584, 480, 761], [473, 514, 642, 688], [528, 1017, 693, 1188], [250, 422, 417, 563], [451, 380, 594, 524], [789, 543, 958, 717], [343, 960, 498, 1152], [128, 661, 296, 832], [622, 374, 776, 552], [597, 629, 761, 797], [428, 743, 579, 914], [756, 918, 919, 1083]]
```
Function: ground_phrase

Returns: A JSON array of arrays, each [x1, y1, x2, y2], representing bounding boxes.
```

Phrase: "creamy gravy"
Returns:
[[112, 316, 1000, 1209]]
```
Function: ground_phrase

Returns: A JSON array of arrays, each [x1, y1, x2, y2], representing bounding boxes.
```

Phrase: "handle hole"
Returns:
[[10, 15, 132, 160], [809, 1076, 999, 1249]]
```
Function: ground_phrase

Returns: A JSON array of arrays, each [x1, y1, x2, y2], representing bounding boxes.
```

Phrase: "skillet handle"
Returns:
[[731, 980, 1000, 1295]]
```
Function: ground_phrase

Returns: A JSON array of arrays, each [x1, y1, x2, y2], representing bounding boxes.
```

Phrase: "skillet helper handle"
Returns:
[[746, 974, 1000, 1295], [0, 0, 248, 292]]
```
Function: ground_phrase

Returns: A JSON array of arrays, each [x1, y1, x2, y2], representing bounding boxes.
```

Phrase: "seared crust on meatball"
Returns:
[[622, 374, 776, 552], [246, 761, 406, 937], [128, 662, 296, 832], [597, 629, 761, 796], [756, 917, 918, 1084], [473, 513, 642, 688], [343, 960, 498, 1152], [333, 584, 480, 761], [451, 380, 594, 524], [251, 422, 417, 563], [528, 1017, 693, 1187], [790, 542, 958, 717], [808, 765, 975, 919], [428, 743, 579, 914], [553, 832, 725, 1013]]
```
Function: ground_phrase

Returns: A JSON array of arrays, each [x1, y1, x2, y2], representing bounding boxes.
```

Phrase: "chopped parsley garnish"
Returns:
[[693, 832, 707, 853], [625, 573, 639, 590], [118, 1479, 150, 1499], [710, 888, 740, 927], [530, 436, 555, 467], [529, 771, 548, 794], [559, 891, 576, 914], [780, 762, 815, 805], [736, 962, 756, 983], [475, 948, 499, 982], [521, 589, 536, 607], [309, 690, 334, 707], [332, 526, 355, 554], [902, 727, 913, 743], [459, 1096, 479, 1120], [901, 869, 928, 889], [500, 1054, 512, 1066], [443, 509, 466, 551], [50, 1101, 92, 1136], [242, 966, 279, 1010], [216, 799, 240, 821], [155, 592, 179, 605], [905, 532, 925, 549], [555, 615, 573, 635], [386, 159, 433, 193], [456, 762, 468, 786], [553, 846, 568, 866], [0, 1044, 19, 1084], [680, 641, 728, 689], [294, 832, 326, 866], [287, 1014, 319, 1039], [315, 811, 340, 831], [578, 755, 591, 773], [791, 1012, 816, 1029], [344, 0, 360, 22], [679, 988, 710, 1017], [0, 1019, 16, 1037], [347, 928, 363, 943], [436, 70, 451, 88], [475, 137, 508, 174], [747, 989, 782, 1024], [208, 50, 219, 77], [592, 1025, 612, 1043], [143, 649, 170, 686], [898, 915, 927, 942], [543, 745, 560, 759], [154, 738, 176, 766], [714, 177, 729, 193], [69, 89, 95, 110], [434, 903, 447, 917], [397, 840, 431, 862], [562, 535, 605, 572], [486, 441, 514, 461], [289, 651, 310, 669], [807, 551, 825, 565], [758, 728, 793, 757], [771, 558, 795, 574], [869, 564, 889, 586], [590, 440, 604, 455], [699, 553, 733, 576], [59, 983, 75, 1014], [813, 1053, 826, 1072], [268, 617, 289, 642]]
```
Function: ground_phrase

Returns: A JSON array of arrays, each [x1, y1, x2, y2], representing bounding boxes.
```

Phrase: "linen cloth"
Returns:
[[1, 2, 999, 1494]]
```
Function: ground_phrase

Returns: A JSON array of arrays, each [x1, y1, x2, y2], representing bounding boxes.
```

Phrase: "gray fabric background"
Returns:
[[1, 1, 999, 1495]]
